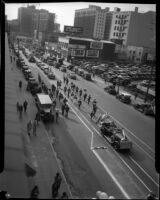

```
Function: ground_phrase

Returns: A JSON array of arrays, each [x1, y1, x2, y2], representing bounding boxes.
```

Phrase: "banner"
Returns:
[[86, 50, 99, 58], [64, 26, 83, 34], [71, 49, 85, 57], [90, 41, 103, 49]]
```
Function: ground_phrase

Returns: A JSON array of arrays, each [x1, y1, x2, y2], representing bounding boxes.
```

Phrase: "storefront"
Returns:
[[57, 36, 116, 61]]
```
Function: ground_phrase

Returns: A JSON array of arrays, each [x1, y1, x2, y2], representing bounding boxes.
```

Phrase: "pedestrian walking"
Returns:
[[64, 85, 67, 94], [87, 95, 91, 104], [16, 101, 20, 112], [54, 173, 62, 191], [61, 192, 69, 199], [27, 120, 32, 137], [63, 97, 67, 104], [134, 92, 138, 100], [67, 87, 71, 98], [65, 104, 69, 118], [56, 89, 59, 98], [35, 112, 41, 124], [52, 173, 62, 198], [55, 109, 59, 123], [19, 80, 22, 89], [33, 120, 37, 136], [61, 103, 66, 116], [52, 182, 59, 198], [79, 89, 82, 97], [19, 104, 23, 118], [78, 98, 82, 109], [23, 100, 28, 112], [30, 185, 39, 199], [90, 110, 94, 120], [83, 92, 87, 101], [52, 99, 57, 110]]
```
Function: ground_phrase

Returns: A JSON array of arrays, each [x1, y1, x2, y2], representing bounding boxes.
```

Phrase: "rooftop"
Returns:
[[37, 94, 52, 105]]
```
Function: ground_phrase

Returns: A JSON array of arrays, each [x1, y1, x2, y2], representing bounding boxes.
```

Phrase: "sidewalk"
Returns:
[[1, 34, 71, 199]]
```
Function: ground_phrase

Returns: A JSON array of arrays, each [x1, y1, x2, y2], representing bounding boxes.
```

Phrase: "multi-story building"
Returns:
[[18, 5, 36, 37], [109, 7, 156, 49], [57, 36, 115, 61], [74, 5, 110, 40]]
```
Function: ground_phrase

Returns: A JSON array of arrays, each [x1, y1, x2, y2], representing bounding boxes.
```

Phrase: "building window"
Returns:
[[116, 32, 118, 36], [117, 26, 119, 30], [139, 52, 141, 55], [115, 20, 117, 24], [133, 51, 135, 54], [114, 26, 116, 30], [113, 32, 115, 36]]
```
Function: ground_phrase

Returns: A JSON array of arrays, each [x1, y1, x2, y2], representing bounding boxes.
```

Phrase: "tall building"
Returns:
[[18, 5, 36, 37], [33, 9, 55, 42], [109, 7, 156, 49], [74, 5, 110, 40]]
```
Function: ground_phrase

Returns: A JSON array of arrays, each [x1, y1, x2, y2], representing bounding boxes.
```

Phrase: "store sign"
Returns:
[[64, 26, 83, 34], [69, 44, 86, 49], [71, 49, 85, 57], [90, 41, 103, 49], [86, 50, 99, 58]]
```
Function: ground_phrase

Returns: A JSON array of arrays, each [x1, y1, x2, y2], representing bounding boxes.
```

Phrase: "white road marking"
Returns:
[[66, 99, 156, 194], [67, 101, 131, 199], [129, 156, 159, 187], [26, 52, 155, 196]]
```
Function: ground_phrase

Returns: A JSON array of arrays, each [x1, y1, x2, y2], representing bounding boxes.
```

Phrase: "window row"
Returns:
[[113, 32, 126, 37], [115, 20, 128, 25], [114, 26, 126, 31]]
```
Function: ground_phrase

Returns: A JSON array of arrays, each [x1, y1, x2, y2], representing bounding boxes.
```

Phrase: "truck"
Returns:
[[98, 116, 132, 150], [35, 93, 54, 123]]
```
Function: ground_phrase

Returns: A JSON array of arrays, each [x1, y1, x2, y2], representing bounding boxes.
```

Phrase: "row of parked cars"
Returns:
[[103, 84, 155, 116], [16, 49, 56, 123]]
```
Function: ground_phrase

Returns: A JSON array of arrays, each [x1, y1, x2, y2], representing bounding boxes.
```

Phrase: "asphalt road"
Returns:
[[19, 50, 158, 199]]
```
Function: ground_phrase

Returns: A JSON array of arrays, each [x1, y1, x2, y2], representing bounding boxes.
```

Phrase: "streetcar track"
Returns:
[[98, 105, 155, 154], [63, 93, 158, 193], [24, 52, 157, 196]]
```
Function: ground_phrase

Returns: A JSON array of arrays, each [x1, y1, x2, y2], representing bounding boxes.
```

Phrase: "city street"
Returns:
[[4, 3, 157, 199], [18, 47, 158, 199]]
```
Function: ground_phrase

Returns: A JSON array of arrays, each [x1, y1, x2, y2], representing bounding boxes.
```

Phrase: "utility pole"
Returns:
[[144, 64, 154, 103]]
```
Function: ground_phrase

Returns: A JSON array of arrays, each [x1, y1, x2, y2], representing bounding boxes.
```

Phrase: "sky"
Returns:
[[5, 2, 156, 32]]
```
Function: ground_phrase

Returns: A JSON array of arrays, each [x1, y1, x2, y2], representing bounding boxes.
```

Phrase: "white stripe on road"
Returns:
[[129, 156, 159, 187], [66, 99, 156, 194], [67, 101, 131, 199]]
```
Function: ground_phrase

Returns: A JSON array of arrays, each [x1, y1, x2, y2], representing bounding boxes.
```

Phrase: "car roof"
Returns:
[[119, 91, 131, 96], [36, 94, 52, 105]]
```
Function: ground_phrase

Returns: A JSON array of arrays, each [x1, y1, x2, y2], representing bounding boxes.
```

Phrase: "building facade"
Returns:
[[109, 7, 156, 49], [57, 36, 115, 61], [18, 5, 36, 37], [74, 5, 110, 40]]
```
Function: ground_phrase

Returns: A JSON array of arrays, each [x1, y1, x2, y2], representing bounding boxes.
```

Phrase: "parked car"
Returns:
[[60, 66, 67, 72], [104, 85, 117, 95], [67, 72, 77, 80], [48, 72, 56, 80], [116, 92, 131, 104], [83, 71, 92, 80]]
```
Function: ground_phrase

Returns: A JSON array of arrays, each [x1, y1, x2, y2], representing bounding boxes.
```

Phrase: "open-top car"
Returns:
[[99, 117, 132, 150]]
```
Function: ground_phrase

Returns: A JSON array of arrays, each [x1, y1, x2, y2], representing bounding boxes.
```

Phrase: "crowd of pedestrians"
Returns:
[[61, 78, 99, 120]]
